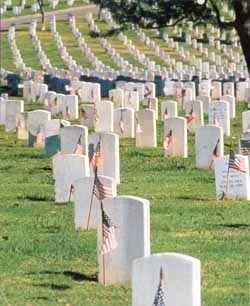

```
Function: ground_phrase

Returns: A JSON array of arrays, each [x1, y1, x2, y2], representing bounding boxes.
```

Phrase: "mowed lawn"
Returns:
[[0, 98, 249, 306]]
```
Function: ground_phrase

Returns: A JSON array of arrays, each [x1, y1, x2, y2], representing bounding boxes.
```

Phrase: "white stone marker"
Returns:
[[223, 82, 235, 96], [45, 119, 70, 158], [221, 95, 235, 118], [164, 117, 187, 158], [95, 101, 114, 133], [214, 153, 250, 200], [52, 153, 90, 203], [0, 97, 6, 125], [185, 100, 204, 133], [80, 104, 95, 128], [132, 253, 201, 306], [60, 125, 88, 155], [73, 175, 117, 230], [211, 81, 222, 99], [27, 110, 51, 147], [198, 81, 210, 96], [143, 97, 158, 120], [124, 91, 139, 111], [196, 125, 224, 169], [196, 95, 211, 114], [242, 111, 250, 133], [63, 95, 79, 120], [97, 196, 150, 285], [236, 82, 248, 101], [109, 88, 124, 109], [16, 112, 29, 140], [161, 101, 178, 121], [5, 100, 24, 132], [208, 100, 230, 136], [89, 132, 120, 184], [114, 108, 135, 138], [135, 110, 157, 148]]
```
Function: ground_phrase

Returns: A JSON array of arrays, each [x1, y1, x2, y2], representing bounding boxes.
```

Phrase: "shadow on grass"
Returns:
[[217, 223, 250, 229], [29, 270, 97, 282], [25, 195, 50, 202], [176, 195, 214, 201], [33, 283, 71, 290]]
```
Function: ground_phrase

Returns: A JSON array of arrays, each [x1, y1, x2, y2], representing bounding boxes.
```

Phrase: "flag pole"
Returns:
[[101, 201, 106, 285], [86, 177, 96, 230], [224, 139, 234, 198], [68, 184, 73, 203]]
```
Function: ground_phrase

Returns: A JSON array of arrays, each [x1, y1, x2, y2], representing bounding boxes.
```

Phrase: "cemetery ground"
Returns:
[[0, 98, 249, 306]]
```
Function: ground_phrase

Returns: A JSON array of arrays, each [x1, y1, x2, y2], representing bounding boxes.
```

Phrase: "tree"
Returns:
[[37, 0, 46, 31], [92, 0, 250, 74]]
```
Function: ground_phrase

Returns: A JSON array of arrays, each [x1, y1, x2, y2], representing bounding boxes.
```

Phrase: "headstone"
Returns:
[[214, 153, 250, 200], [135, 110, 157, 148], [223, 82, 235, 96], [211, 81, 222, 100], [242, 111, 250, 133], [73, 175, 117, 230], [0, 97, 6, 125], [95, 101, 114, 133], [184, 100, 204, 133], [132, 253, 201, 306], [5, 100, 24, 132], [97, 196, 150, 284], [195, 125, 224, 169], [27, 110, 51, 147], [60, 125, 88, 155], [236, 82, 248, 101], [196, 95, 211, 114], [89, 132, 120, 184], [16, 112, 28, 139], [164, 117, 187, 158], [45, 119, 70, 158], [63, 95, 79, 120], [221, 95, 235, 118], [52, 153, 90, 203], [161, 101, 178, 121], [114, 108, 135, 138], [109, 88, 124, 109], [80, 104, 95, 128], [143, 97, 158, 120], [208, 100, 230, 136], [124, 91, 139, 111]]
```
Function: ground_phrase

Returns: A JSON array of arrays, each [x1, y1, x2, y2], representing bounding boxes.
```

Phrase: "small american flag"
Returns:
[[93, 171, 113, 201], [164, 130, 173, 150], [100, 207, 118, 255], [144, 86, 152, 98], [128, 92, 132, 106], [65, 106, 72, 120], [75, 87, 82, 98], [119, 119, 125, 134], [186, 107, 196, 123], [153, 268, 165, 306], [81, 109, 88, 120], [228, 150, 246, 173], [90, 142, 102, 166], [73, 135, 84, 155], [94, 108, 99, 122], [147, 99, 153, 110], [44, 98, 49, 107], [53, 97, 58, 107], [36, 127, 44, 145], [91, 88, 95, 100], [240, 140, 250, 156], [212, 138, 220, 160], [164, 108, 169, 120]]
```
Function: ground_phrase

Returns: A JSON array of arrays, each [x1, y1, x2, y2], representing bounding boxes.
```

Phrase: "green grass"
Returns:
[[0, 98, 249, 306]]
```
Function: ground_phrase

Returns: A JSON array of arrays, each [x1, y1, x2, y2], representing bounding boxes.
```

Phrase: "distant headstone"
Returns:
[[161, 101, 178, 121], [73, 175, 117, 230], [97, 196, 150, 284], [60, 125, 88, 155], [214, 153, 250, 200], [208, 100, 230, 136], [184, 100, 204, 134], [221, 95, 235, 118], [16, 112, 29, 140], [242, 111, 250, 133], [5, 100, 24, 132], [80, 104, 95, 128], [95, 101, 114, 133], [52, 153, 90, 203], [114, 108, 135, 138], [196, 125, 224, 169], [132, 253, 201, 306], [135, 110, 157, 148], [164, 117, 187, 158]]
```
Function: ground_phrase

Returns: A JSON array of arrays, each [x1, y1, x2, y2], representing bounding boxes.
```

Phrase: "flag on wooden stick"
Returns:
[[100, 203, 118, 255], [186, 107, 196, 123], [153, 268, 165, 306], [36, 126, 44, 146], [228, 150, 246, 173], [93, 169, 113, 201], [65, 105, 72, 120], [89, 141, 102, 167], [212, 138, 220, 160], [73, 135, 84, 155], [163, 130, 173, 150]]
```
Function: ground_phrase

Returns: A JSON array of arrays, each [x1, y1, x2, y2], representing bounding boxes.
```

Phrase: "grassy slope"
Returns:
[[0, 98, 249, 306]]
